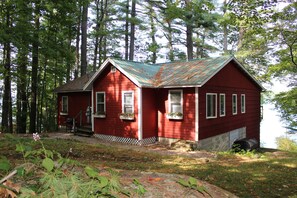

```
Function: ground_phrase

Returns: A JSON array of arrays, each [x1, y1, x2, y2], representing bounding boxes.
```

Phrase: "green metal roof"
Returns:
[[83, 56, 263, 90]]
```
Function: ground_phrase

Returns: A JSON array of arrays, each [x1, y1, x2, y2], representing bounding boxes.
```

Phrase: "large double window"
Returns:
[[122, 91, 134, 113], [206, 93, 217, 119]]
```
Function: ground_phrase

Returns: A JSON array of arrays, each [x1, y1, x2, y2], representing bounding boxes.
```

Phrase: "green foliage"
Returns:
[[276, 137, 297, 152], [273, 88, 297, 129], [133, 179, 147, 196], [177, 177, 208, 195], [0, 156, 11, 172]]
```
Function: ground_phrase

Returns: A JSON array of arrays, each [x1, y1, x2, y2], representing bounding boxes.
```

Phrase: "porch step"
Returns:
[[74, 125, 93, 137]]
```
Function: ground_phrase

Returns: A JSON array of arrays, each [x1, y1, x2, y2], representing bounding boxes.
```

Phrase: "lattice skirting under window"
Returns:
[[94, 134, 156, 145]]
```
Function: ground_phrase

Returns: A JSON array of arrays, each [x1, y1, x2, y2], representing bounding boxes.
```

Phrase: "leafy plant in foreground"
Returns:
[[177, 176, 210, 197]]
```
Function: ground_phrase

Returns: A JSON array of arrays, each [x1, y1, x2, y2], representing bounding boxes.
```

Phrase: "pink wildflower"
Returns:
[[33, 133, 41, 141]]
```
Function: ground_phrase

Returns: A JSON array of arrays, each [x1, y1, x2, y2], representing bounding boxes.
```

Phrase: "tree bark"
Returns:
[[75, 4, 81, 79], [1, 7, 13, 133], [81, 1, 88, 76], [124, 0, 129, 60], [29, 3, 40, 133], [129, 0, 136, 61], [185, 0, 193, 60]]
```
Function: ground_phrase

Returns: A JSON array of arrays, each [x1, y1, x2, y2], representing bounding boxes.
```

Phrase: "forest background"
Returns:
[[0, 0, 296, 138]]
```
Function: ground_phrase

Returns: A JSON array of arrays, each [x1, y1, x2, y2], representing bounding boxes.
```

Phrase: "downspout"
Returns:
[[138, 87, 143, 141], [195, 87, 199, 142], [92, 86, 94, 132]]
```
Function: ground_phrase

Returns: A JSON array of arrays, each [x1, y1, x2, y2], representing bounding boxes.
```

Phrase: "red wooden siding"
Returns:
[[57, 92, 91, 126], [157, 88, 196, 141], [142, 88, 158, 138], [198, 61, 261, 142], [93, 64, 139, 138]]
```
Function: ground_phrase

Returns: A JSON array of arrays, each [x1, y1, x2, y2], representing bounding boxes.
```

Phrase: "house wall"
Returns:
[[57, 92, 91, 127], [198, 61, 261, 144], [157, 88, 196, 141], [92, 64, 139, 139], [142, 88, 158, 139]]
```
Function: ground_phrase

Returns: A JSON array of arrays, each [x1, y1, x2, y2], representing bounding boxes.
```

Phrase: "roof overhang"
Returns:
[[83, 58, 142, 90]]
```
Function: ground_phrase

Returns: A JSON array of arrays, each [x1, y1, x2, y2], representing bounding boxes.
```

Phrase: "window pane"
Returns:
[[124, 93, 132, 104], [170, 92, 181, 103], [220, 94, 225, 116], [207, 94, 216, 118], [232, 94, 237, 114], [97, 104, 104, 113], [62, 96, 68, 112], [97, 93, 104, 103], [171, 104, 181, 113], [124, 106, 133, 113]]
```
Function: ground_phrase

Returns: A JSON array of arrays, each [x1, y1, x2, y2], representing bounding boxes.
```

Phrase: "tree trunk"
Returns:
[[124, 0, 129, 60], [129, 0, 136, 61], [81, 1, 88, 76], [1, 7, 13, 133], [75, 4, 81, 79], [149, 2, 157, 63], [223, 0, 228, 53], [185, 0, 193, 60], [29, 3, 40, 133], [16, 47, 28, 134]]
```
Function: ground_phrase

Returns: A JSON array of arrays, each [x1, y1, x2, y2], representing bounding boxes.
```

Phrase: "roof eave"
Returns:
[[83, 58, 143, 90]]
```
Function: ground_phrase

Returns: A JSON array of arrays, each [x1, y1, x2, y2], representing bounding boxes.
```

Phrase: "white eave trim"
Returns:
[[83, 58, 143, 91]]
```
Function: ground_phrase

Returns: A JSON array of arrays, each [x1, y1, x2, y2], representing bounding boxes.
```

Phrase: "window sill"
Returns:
[[166, 115, 183, 120], [94, 114, 106, 118], [119, 115, 134, 120], [60, 112, 68, 116]]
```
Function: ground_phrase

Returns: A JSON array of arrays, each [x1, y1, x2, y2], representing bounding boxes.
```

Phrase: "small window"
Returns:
[[241, 94, 246, 113], [61, 96, 68, 113], [122, 91, 134, 113], [206, 93, 217, 119], [169, 90, 183, 113], [220, 94, 226, 117], [232, 94, 237, 115], [96, 92, 106, 114]]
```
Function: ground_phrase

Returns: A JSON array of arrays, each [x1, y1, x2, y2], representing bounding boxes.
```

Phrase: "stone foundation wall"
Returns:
[[196, 127, 246, 151]]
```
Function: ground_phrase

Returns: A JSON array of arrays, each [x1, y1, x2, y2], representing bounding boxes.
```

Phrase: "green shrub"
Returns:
[[276, 136, 297, 152]]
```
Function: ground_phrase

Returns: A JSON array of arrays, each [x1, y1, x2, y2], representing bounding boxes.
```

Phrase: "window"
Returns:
[[169, 90, 183, 113], [122, 91, 134, 113], [220, 94, 226, 117], [61, 96, 68, 113], [96, 92, 106, 114], [206, 93, 217, 118], [241, 94, 246, 113], [232, 94, 237, 115]]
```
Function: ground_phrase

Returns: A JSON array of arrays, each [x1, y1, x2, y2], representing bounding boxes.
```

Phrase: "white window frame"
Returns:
[[206, 93, 217, 119], [61, 96, 68, 113], [122, 91, 134, 113], [168, 90, 183, 114], [96, 92, 106, 114], [219, 93, 226, 117], [232, 94, 237, 115], [241, 94, 246, 113]]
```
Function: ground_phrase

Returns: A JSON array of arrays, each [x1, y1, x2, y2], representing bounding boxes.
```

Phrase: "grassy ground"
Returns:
[[1, 135, 297, 197]]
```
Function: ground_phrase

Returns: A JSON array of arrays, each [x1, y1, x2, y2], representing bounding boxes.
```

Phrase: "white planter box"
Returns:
[[60, 112, 68, 116], [166, 114, 183, 120], [119, 115, 134, 120], [94, 114, 106, 118]]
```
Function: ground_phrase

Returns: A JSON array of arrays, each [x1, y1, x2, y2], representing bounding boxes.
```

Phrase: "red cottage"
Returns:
[[56, 56, 263, 150]]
